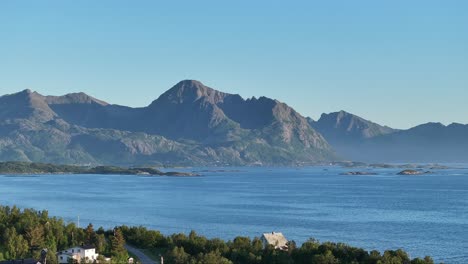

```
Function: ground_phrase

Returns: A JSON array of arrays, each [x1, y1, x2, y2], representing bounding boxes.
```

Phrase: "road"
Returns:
[[125, 244, 159, 264]]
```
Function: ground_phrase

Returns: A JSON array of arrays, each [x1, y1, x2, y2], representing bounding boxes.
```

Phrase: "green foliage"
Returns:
[[166, 246, 190, 264], [0, 205, 436, 264], [120, 227, 436, 264], [410, 256, 434, 264], [110, 228, 127, 259], [0, 161, 84, 174], [0, 161, 193, 176], [195, 250, 233, 264], [0, 206, 116, 263]]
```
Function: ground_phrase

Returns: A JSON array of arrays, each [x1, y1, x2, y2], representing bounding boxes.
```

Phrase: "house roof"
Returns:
[[261, 232, 288, 247], [81, 245, 95, 250], [61, 245, 95, 252]]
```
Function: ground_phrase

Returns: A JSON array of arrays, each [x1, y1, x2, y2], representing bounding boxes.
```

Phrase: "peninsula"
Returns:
[[0, 161, 196, 176]]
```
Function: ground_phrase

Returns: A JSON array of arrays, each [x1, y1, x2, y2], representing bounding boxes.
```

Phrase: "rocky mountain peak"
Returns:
[[45, 92, 108, 105], [21, 89, 33, 94], [318, 110, 356, 126], [0, 90, 56, 122], [313, 110, 397, 140], [153, 80, 230, 105], [0, 82, 338, 165]]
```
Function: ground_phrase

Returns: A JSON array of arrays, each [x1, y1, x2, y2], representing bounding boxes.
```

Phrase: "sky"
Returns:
[[0, 0, 467, 129]]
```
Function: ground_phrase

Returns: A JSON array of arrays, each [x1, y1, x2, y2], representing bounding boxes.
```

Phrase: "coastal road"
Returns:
[[125, 244, 159, 264]]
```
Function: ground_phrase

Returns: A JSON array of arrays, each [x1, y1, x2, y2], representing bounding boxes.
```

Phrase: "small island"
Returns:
[[330, 161, 454, 171], [0, 161, 197, 176], [397, 169, 432, 175], [340, 171, 378, 175]]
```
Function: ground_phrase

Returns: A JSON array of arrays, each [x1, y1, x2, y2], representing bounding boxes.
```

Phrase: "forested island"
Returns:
[[0, 206, 436, 264], [0, 162, 195, 176]]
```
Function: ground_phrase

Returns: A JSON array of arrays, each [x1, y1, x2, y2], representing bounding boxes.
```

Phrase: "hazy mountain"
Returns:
[[310, 111, 468, 162], [310, 111, 397, 140], [0, 80, 336, 166], [360, 122, 468, 162], [3, 82, 464, 165], [309, 111, 398, 159]]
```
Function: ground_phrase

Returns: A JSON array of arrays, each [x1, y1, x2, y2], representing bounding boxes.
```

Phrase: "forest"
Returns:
[[121, 226, 435, 264], [0, 206, 436, 264], [0, 206, 127, 264], [0, 162, 193, 176]]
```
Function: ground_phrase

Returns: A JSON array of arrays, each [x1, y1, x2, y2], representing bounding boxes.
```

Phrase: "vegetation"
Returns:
[[0, 162, 82, 174], [120, 226, 436, 264], [0, 205, 436, 264], [0, 206, 127, 264], [0, 161, 195, 176]]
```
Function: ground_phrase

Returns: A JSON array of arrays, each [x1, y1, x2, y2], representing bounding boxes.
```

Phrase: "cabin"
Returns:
[[260, 232, 289, 250], [57, 245, 100, 264]]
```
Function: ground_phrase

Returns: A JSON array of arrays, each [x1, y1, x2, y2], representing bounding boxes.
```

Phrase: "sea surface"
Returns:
[[1, 166, 467, 263]]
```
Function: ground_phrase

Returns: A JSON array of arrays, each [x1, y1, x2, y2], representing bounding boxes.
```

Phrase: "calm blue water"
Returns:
[[1, 167, 467, 263]]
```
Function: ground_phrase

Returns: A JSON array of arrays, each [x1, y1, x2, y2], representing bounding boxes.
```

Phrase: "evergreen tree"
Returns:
[[167, 246, 190, 264], [110, 228, 128, 263], [85, 223, 96, 246]]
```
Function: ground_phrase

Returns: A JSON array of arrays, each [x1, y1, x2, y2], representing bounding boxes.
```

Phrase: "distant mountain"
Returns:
[[310, 111, 468, 162], [310, 110, 397, 141], [2, 82, 465, 165], [0, 89, 56, 122], [360, 122, 468, 162], [309, 111, 398, 159], [0, 80, 336, 166]]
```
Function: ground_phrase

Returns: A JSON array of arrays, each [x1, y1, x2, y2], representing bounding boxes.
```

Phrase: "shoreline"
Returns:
[[0, 161, 199, 177]]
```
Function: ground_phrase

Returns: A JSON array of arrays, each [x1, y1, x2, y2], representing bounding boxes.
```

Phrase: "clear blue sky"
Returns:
[[0, 0, 466, 129]]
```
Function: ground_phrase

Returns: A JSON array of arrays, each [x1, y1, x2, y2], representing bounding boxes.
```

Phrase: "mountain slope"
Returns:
[[0, 81, 336, 166], [310, 110, 397, 141], [359, 122, 468, 162], [309, 111, 397, 160], [311, 110, 468, 162], [0, 89, 56, 122]]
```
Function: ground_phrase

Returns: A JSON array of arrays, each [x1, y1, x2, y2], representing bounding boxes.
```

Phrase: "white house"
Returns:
[[261, 232, 289, 250], [57, 246, 100, 264]]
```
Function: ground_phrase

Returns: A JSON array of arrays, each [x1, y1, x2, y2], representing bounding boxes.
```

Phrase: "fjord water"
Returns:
[[1, 167, 467, 263]]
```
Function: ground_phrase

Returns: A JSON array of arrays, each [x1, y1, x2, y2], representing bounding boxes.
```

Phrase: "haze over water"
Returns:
[[1, 167, 467, 263]]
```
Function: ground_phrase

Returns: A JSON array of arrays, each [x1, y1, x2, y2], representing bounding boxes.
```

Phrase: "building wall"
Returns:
[[58, 253, 76, 264], [58, 247, 99, 264]]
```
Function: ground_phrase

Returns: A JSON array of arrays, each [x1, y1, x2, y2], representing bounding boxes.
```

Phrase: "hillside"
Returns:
[[0, 81, 336, 166], [311, 111, 468, 162], [359, 122, 468, 162], [309, 111, 398, 160]]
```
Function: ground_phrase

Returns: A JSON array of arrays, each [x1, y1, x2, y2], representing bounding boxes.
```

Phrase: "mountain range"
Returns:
[[0, 80, 335, 166], [0, 80, 466, 166], [309, 111, 468, 163]]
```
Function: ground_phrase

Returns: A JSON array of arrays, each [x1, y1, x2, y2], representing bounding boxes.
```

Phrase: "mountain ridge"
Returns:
[[2, 81, 466, 165], [0, 80, 336, 166], [310, 110, 468, 162]]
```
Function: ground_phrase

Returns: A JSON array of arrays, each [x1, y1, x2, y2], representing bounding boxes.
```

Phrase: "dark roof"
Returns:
[[0, 259, 38, 264], [81, 245, 95, 250]]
